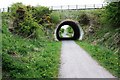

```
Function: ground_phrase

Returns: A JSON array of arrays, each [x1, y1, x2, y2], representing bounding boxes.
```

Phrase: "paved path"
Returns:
[[59, 40, 115, 78]]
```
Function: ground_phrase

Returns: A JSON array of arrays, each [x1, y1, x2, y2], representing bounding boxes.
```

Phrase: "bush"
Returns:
[[9, 3, 56, 40], [34, 25, 44, 39], [105, 2, 120, 27], [78, 13, 90, 26], [10, 3, 46, 39], [66, 26, 74, 37], [32, 6, 51, 24], [59, 28, 64, 38], [17, 17, 40, 38], [10, 2, 26, 19], [50, 12, 61, 24]]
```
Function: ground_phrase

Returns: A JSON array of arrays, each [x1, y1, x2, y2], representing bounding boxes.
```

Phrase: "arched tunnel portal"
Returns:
[[54, 20, 84, 41]]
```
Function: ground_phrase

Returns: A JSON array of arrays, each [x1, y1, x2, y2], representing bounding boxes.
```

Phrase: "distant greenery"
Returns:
[[76, 41, 119, 77], [2, 18, 61, 78], [66, 26, 74, 37], [59, 28, 64, 38]]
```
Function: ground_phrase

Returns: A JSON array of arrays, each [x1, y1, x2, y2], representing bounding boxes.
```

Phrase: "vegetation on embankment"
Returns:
[[76, 41, 119, 77], [53, 3, 120, 53], [76, 2, 120, 77], [2, 3, 62, 79], [49, 2, 120, 77], [2, 17, 61, 79], [78, 9, 120, 53]]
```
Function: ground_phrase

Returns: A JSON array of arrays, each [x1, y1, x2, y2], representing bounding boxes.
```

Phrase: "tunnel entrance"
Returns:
[[55, 20, 84, 41]]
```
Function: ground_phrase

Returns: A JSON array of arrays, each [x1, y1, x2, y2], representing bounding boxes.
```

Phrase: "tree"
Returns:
[[66, 26, 74, 37], [104, 0, 119, 3], [105, 2, 120, 27]]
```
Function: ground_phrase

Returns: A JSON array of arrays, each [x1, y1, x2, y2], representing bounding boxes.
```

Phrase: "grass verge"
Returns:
[[76, 41, 119, 78]]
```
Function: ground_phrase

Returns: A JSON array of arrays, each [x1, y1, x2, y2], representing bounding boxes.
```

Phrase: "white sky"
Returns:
[[0, 0, 104, 8], [61, 25, 69, 29]]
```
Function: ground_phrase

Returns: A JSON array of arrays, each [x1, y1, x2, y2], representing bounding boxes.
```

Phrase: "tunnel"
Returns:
[[54, 19, 84, 41]]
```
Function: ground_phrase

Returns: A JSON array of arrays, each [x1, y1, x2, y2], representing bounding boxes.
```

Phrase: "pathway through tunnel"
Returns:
[[56, 20, 114, 78], [55, 20, 82, 41]]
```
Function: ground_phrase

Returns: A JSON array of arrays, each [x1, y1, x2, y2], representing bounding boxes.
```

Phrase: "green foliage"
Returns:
[[32, 6, 51, 23], [9, 3, 53, 39], [50, 12, 61, 24], [60, 28, 64, 33], [1, 12, 10, 20], [0, 13, 2, 80], [66, 26, 74, 37], [66, 26, 74, 33], [17, 16, 41, 38], [10, 2, 26, 19], [34, 25, 44, 39], [2, 19, 61, 78], [76, 41, 119, 77], [77, 9, 120, 78], [59, 28, 64, 38], [105, 2, 120, 27], [80, 9, 120, 53], [78, 13, 90, 26], [10, 3, 39, 38]]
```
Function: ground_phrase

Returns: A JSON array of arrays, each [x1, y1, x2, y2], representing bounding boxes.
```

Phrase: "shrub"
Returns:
[[32, 6, 51, 24], [105, 2, 120, 27], [67, 26, 74, 34], [59, 28, 64, 38], [17, 17, 40, 38], [49, 12, 61, 24], [10, 2, 26, 19], [66, 26, 74, 37], [10, 3, 46, 39], [78, 13, 90, 26], [11, 7, 39, 38], [34, 25, 45, 39]]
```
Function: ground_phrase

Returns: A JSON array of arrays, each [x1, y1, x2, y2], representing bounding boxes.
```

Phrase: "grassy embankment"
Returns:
[[2, 17, 61, 79], [52, 9, 119, 77], [76, 41, 119, 77], [76, 9, 119, 77]]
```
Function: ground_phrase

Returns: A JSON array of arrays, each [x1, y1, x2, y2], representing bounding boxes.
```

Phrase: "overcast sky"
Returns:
[[0, 0, 105, 8]]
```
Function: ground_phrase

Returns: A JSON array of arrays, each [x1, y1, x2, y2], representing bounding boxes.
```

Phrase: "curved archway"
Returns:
[[54, 19, 84, 41]]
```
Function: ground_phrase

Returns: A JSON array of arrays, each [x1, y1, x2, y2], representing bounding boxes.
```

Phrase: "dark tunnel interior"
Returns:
[[56, 20, 80, 41]]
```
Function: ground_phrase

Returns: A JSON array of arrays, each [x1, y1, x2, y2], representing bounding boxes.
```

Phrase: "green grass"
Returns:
[[2, 19, 61, 79], [76, 41, 119, 77], [0, 13, 2, 80], [0, 24, 2, 79]]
